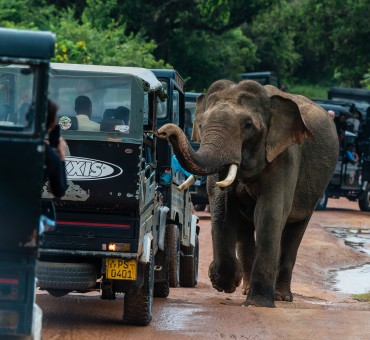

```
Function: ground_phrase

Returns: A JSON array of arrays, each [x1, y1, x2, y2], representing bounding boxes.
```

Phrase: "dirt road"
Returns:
[[37, 198, 370, 339]]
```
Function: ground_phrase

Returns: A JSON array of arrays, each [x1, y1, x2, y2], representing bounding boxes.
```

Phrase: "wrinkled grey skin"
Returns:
[[157, 80, 339, 307]]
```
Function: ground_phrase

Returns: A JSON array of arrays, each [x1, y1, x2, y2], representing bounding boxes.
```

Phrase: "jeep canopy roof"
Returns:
[[0, 27, 55, 61], [240, 71, 281, 88], [51, 63, 163, 92], [47, 63, 165, 137], [328, 87, 370, 103]]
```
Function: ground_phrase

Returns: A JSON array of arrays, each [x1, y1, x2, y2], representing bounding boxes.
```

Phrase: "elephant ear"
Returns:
[[266, 95, 314, 163], [191, 94, 205, 142]]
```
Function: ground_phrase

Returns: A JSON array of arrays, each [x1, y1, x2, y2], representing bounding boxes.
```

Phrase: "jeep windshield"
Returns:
[[49, 63, 162, 140], [0, 64, 37, 135]]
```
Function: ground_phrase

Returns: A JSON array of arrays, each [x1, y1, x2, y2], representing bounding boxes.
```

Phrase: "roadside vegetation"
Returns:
[[353, 293, 370, 303], [0, 0, 369, 94]]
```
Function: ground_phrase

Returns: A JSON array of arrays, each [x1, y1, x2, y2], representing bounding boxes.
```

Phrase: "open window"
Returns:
[[0, 64, 38, 136]]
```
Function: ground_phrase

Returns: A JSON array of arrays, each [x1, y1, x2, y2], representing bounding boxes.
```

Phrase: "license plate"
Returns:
[[106, 259, 137, 280]]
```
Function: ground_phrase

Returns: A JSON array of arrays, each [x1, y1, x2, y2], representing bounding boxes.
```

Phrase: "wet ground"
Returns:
[[37, 198, 370, 339]]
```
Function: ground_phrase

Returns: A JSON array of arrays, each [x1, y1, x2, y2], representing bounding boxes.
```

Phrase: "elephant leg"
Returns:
[[236, 220, 255, 295], [275, 214, 312, 302], [208, 187, 242, 294], [244, 201, 286, 308]]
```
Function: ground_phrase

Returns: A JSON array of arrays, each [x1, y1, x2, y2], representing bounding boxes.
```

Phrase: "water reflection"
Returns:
[[333, 264, 370, 294], [330, 228, 370, 294], [330, 228, 370, 256]]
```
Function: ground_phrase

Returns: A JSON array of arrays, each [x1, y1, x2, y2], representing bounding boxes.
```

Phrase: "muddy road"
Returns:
[[37, 198, 370, 339]]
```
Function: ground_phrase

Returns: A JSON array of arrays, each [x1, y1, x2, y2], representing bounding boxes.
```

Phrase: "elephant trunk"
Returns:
[[156, 124, 240, 183]]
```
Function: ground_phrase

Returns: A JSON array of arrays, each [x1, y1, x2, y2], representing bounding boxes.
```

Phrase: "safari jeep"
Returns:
[[151, 69, 200, 288], [36, 63, 198, 326], [316, 128, 370, 211], [0, 28, 55, 338]]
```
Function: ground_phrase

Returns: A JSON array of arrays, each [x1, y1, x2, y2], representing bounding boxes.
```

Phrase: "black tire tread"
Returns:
[[167, 224, 180, 288], [154, 245, 170, 298], [359, 187, 370, 211], [36, 261, 97, 290], [179, 235, 199, 288], [123, 251, 154, 326]]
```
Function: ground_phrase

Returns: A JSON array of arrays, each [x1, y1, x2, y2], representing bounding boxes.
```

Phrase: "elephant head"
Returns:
[[157, 80, 313, 186]]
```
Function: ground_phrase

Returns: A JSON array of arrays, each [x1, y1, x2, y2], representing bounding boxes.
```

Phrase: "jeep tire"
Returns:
[[179, 234, 199, 288], [167, 224, 180, 287], [36, 261, 97, 291], [359, 186, 370, 211], [123, 251, 154, 326]]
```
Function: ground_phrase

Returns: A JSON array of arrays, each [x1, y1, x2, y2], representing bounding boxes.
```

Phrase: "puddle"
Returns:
[[330, 228, 370, 256], [332, 264, 370, 294], [329, 228, 370, 294]]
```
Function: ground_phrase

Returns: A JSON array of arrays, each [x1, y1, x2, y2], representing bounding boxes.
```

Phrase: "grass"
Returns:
[[352, 292, 370, 302], [288, 84, 328, 100]]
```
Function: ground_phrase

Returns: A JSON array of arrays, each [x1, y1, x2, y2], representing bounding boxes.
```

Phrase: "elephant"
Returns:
[[157, 79, 339, 308]]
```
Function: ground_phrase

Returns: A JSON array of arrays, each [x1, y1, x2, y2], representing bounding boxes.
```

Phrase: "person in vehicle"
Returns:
[[334, 113, 347, 146], [116, 106, 130, 125], [75, 95, 100, 131], [328, 110, 335, 119], [347, 110, 362, 136], [41, 99, 68, 235], [345, 143, 359, 165], [45, 99, 68, 197]]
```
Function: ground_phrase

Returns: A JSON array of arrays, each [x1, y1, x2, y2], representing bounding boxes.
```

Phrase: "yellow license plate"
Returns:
[[106, 258, 137, 280]]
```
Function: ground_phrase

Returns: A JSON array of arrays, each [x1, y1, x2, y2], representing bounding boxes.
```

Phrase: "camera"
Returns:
[[49, 124, 60, 148]]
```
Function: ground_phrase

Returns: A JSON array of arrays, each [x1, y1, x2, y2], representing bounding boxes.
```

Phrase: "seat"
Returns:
[[103, 109, 117, 120], [100, 119, 125, 132], [116, 106, 130, 123], [100, 107, 130, 132]]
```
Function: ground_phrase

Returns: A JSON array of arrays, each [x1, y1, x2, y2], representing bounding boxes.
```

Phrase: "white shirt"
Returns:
[[76, 114, 100, 131], [346, 118, 360, 133]]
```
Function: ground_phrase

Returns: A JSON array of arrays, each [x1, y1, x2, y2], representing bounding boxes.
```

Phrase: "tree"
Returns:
[[100, 0, 278, 90], [0, 0, 170, 69], [169, 28, 258, 91], [294, 0, 370, 86], [245, 1, 301, 79]]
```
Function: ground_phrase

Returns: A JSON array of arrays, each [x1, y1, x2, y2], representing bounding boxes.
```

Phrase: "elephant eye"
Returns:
[[243, 119, 253, 130]]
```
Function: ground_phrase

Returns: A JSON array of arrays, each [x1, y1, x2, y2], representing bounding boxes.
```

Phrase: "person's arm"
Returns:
[[172, 155, 192, 178], [346, 150, 358, 164]]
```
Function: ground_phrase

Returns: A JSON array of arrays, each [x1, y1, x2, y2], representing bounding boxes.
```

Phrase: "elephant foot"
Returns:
[[243, 282, 275, 307], [275, 289, 293, 302], [208, 260, 242, 294], [275, 281, 293, 302], [242, 295, 276, 308]]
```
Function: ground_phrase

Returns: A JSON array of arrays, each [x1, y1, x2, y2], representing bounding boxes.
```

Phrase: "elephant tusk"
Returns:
[[216, 164, 238, 188], [178, 175, 196, 191]]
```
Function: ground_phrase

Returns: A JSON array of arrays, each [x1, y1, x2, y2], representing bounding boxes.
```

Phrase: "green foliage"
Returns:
[[195, 0, 231, 29], [109, 0, 278, 90], [0, 0, 170, 69], [82, 0, 117, 30], [51, 8, 170, 68], [330, 0, 370, 86], [294, 0, 370, 87], [0, 0, 368, 91], [246, 1, 301, 77], [352, 292, 370, 302], [288, 84, 328, 100], [361, 67, 370, 89], [168, 28, 258, 91]]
